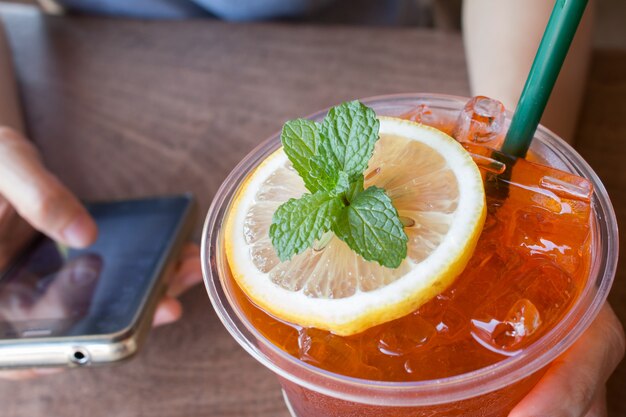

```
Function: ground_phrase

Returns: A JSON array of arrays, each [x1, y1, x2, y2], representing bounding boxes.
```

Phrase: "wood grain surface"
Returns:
[[0, 4, 624, 417]]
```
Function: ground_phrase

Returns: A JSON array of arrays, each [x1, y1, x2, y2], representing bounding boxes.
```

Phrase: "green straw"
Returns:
[[502, 0, 589, 158]]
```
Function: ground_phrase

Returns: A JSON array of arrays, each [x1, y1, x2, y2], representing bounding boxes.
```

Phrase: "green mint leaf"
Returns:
[[345, 175, 364, 203], [320, 100, 380, 178], [272, 101, 408, 268], [335, 171, 350, 195], [308, 156, 349, 196], [333, 186, 408, 268], [281, 119, 323, 192], [270, 192, 344, 261]]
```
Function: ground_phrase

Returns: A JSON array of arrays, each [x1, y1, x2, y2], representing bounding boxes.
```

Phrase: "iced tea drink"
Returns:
[[203, 94, 617, 417]]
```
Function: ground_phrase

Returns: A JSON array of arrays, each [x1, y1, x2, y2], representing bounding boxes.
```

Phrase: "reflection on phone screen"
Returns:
[[0, 197, 190, 339], [0, 240, 102, 336]]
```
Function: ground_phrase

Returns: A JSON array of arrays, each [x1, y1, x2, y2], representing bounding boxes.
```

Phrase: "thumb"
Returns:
[[0, 127, 97, 247]]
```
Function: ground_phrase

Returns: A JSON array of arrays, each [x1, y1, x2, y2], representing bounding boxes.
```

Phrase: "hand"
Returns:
[[0, 127, 98, 262], [0, 127, 204, 379], [509, 303, 625, 417], [0, 242, 202, 380], [153, 242, 203, 327]]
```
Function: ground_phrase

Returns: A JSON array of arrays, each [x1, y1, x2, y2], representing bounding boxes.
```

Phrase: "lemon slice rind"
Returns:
[[225, 117, 485, 336]]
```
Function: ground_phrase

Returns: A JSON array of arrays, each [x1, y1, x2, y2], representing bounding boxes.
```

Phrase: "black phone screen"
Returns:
[[0, 196, 193, 339]]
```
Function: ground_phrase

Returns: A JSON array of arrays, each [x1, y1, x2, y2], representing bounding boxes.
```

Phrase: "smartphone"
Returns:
[[0, 194, 195, 369]]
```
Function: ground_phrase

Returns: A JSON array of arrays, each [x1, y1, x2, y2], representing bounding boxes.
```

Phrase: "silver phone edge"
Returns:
[[0, 194, 197, 369]]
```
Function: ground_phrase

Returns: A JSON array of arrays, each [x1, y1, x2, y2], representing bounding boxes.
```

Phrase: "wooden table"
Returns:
[[1, 4, 625, 416]]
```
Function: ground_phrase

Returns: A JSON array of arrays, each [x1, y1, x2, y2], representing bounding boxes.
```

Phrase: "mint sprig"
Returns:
[[332, 186, 407, 268], [270, 101, 408, 268], [269, 193, 343, 261], [320, 101, 380, 178]]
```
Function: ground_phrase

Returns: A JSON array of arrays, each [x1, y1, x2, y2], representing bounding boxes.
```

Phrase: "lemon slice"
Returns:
[[225, 117, 485, 336]]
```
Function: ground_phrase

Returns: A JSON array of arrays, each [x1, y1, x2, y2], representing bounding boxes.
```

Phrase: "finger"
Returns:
[[0, 128, 97, 248], [152, 296, 182, 327], [0, 367, 64, 380], [584, 386, 607, 417], [167, 254, 202, 298], [0, 369, 39, 380], [0, 195, 14, 232], [0, 196, 35, 271], [509, 304, 625, 417]]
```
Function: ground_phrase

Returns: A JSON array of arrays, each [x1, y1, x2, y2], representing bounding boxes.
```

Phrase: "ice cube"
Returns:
[[402, 345, 451, 380], [453, 96, 505, 145], [514, 261, 575, 319], [376, 314, 435, 356], [417, 293, 452, 323], [297, 328, 382, 378], [435, 306, 468, 340], [505, 299, 542, 337], [448, 244, 513, 313], [298, 328, 330, 366], [463, 142, 592, 277], [463, 142, 593, 213], [510, 208, 588, 275], [471, 298, 542, 354], [400, 103, 438, 126]]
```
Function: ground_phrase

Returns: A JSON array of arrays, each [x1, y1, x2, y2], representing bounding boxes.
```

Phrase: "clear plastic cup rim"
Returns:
[[201, 93, 619, 406]]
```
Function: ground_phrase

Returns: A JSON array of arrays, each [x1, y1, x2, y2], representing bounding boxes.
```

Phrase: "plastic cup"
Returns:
[[201, 94, 618, 417]]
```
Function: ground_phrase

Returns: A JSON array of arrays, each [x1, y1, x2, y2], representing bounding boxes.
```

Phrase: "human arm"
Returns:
[[0, 19, 97, 251], [0, 19, 203, 379], [462, 0, 594, 142]]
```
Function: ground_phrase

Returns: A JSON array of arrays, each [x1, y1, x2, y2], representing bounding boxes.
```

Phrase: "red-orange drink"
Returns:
[[203, 94, 618, 417]]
